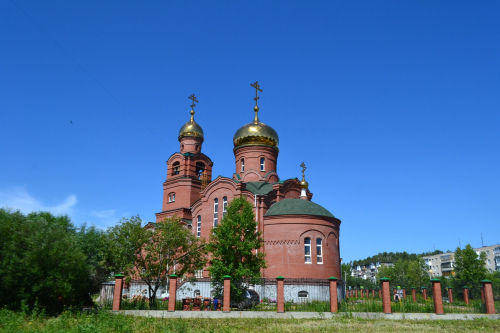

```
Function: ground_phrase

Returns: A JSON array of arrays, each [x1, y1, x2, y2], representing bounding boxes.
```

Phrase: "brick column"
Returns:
[[366, 289, 369, 298], [112, 274, 125, 311], [411, 288, 416, 302], [277, 276, 285, 313], [372, 289, 375, 298], [378, 289, 382, 298], [168, 274, 177, 312], [422, 287, 427, 301], [431, 279, 444, 315], [463, 286, 469, 305], [447, 288, 453, 304], [355, 288, 358, 298], [402, 288, 406, 299], [481, 280, 496, 315], [328, 277, 338, 313], [223, 275, 231, 313], [380, 277, 391, 314]]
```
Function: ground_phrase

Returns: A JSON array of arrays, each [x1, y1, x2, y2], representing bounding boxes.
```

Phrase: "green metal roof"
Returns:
[[245, 182, 274, 195], [265, 198, 336, 218]]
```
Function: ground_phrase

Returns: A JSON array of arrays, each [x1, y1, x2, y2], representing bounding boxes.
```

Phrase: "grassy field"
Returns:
[[1, 309, 500, 333]]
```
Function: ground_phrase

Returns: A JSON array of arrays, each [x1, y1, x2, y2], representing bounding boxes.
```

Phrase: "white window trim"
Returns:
[[223, 197, 227, 217], [317, 238, 323, 264], [197, 215, 201, 237], [213, 198, 219, 227], [304, 238, 312, 264]]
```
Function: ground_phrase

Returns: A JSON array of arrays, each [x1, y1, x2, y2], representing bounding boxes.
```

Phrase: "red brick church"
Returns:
[[155, 84, 341, 280]]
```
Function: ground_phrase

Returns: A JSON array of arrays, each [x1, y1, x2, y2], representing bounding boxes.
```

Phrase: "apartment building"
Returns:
[[422, 244, 500, 277], [351, 262, 394, 282]]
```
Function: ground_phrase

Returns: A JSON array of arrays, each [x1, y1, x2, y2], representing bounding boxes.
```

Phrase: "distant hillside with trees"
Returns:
[[351, 250, 444, 266]]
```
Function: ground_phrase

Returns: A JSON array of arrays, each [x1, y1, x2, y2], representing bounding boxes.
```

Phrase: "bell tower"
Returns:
[[156, 94, 213, 223]]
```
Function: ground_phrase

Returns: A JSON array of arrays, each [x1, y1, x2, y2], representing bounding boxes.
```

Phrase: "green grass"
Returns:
[[1, 309, 500, 333]]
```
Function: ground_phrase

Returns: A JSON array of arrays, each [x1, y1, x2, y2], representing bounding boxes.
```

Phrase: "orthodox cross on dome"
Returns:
[[300, 162, 307, 179], [250, 81, 262, 107], [188, 94, 198, 110]]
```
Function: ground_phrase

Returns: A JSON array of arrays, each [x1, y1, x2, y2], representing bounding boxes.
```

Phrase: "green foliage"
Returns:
[[352, 250, 443, 267], [2, 308, 500, 332], [106, 216, 206, 307], [376, 259, 430, 289], [452, 244, 488, 299], [206, 196, 266, 301], [0, 209, 88, 314], [485, 271, 500, 301], [76, 224, 114, 293]]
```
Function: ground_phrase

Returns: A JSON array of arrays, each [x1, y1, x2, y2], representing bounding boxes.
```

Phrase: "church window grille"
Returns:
[[241, 159, 245, 172], [194, 289, 201, 297], [304, 238, 311, 263], [213, 198, 219, 227], [172, 162, 180, 175], [316, 238, 323, 264], [260, 157, 265, 171], [223, 196, 227, 217], [298, 291, 309, 298], [197, 215, 201, 237]]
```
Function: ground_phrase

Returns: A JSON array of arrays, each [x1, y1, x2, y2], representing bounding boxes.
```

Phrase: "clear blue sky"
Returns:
[[1, 1, 499, 262]]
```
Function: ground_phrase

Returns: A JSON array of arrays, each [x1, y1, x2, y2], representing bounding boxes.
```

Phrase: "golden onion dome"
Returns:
[[178, 110, 204, 142], [300, 178, 309, 189], [233, 106, 279, 149]]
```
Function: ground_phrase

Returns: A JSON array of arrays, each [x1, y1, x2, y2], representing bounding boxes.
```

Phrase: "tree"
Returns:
[[0, 209, 88, 314], [377, 259, 430, 289], [452, 244, 487, 299], [76, 224, 114, 294], [206, 196, 266, 303], [106, 216, 206, 308]]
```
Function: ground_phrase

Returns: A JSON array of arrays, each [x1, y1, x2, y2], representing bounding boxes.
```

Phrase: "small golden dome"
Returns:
[[300, 178, 309, 189], [178, 109, 204, 142], [233, 106, 279, 149]]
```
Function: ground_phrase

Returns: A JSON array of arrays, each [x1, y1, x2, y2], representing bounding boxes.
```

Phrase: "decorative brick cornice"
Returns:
[[265, 239, 300, 245]]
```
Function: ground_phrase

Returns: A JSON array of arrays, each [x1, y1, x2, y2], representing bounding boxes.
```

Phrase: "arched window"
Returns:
[[213, 198, 219, 227], [168, 193, 176, 203], [172, 161, 180, 175], [194, 289, 200, 297], [223, 196, 228, 217], [316, 238, 323, 264], [196, 162, 205, 179], [195, 144, 199, 151], [260, 157, 265, 172], [197, 215, 201, 237], [304, 237, 311, 263], [241, 158, 245, 172], [298, 291, 309, 298]]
